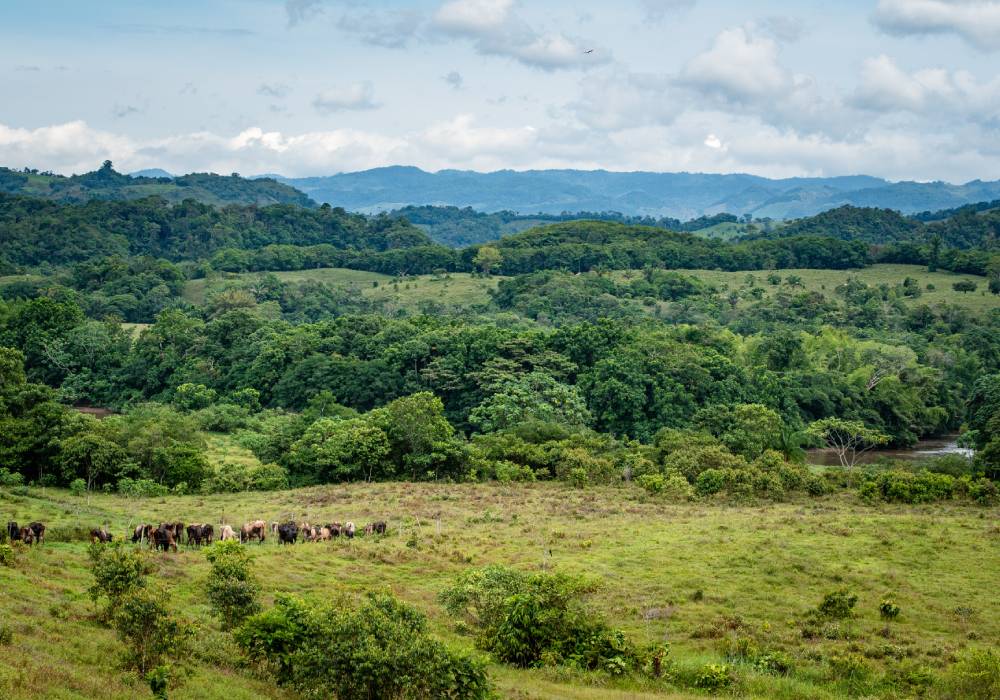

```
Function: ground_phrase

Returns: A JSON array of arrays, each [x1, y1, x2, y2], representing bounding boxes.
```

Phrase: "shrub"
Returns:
[[694, 663, 731, 690], [117, 478, 169, 498], [87, 541, 153, 620], [636, 473, 665, 494], [173, 382, 217, 410], [440, 565, 637, 672], [880, 598, 901, 621], [205, 541, 261, 629], [194, 403, 251, 433], [202, 462, 290, 493], [816, 589, 858, 619], [967, 478, 998, 506], [828, 651, 871, 687], [665, 445, 747, 482], [556, 448, 616, 485], [236, 592, 492, 700], [113, 587, 191, 675], [567, 467, 588, 489], [935, 648, 1000, 700], [859, 469, 956, 504], [805, 473, 828, 496], [0, 468, 25, 487], [0, 623, 12, 646], [493, 460, 536, 483], [70, 478, 86, 497], [695, 468, 726, 496], [0, 544, 14, 567]]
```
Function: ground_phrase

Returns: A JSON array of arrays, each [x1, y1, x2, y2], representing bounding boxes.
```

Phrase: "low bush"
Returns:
[[0, 543, 14, 567], [0, 468, 25, 487], [440, 565, 638, 673], [113, 587, 192, 675], [859, 469, 955, 504], [879, 598, 901, 621], [817, 589, 859, 620], [236, 592, 492, 700], [87, 542, 153, 619], [201, 462, 289, 493], [934, 648, 1000, 699], [693, 662, 731, 690], [117, 478, 169, 498], [205, 541, 262, 629]]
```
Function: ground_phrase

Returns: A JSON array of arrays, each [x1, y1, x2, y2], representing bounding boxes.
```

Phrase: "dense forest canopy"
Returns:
[[0, 161, 315, 208]]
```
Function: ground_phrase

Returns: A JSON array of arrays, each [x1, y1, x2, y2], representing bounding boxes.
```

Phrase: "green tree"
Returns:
[[693, 403, 784, 461], [473, 245, 502, 276], [469, 371, 590, 433], [369, 392, 466, 480], [289, 417, 390, 483], [806, 418, 889, 469], [952, 280, 978, 294], [58, 421, 130, 496]]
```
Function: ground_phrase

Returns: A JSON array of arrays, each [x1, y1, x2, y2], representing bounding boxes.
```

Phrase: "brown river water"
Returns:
[[806, 435, 972, 466]]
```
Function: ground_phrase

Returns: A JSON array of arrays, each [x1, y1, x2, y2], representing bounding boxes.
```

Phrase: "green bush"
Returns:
[[117, 478, 169, 498], [0, 468, 25, 487], [879, 598, 901, 621], [967, 478, 998, 506], [695, 468, 726, 496], [693, 663, 731, 690], [859, 469, 956, 504], [201, 462, 289, 493], [205, 541, 262, 629], [194, 403, 251, 433], [493, 460, 536, 483], [236, 592, 492, 700], [0, 544, 14, 567], [88, 542, 153, 620], [816, 589, 858, 619], [440, 565, 637, 673], [113, 587, 191, 675], [935, 648, 1000, 699], [636, 473, 665, 494], [70, 478, 86, 497]]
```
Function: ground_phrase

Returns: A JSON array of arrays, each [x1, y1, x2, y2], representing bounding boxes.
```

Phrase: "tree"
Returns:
[[952, 280, 977, 294], [693, 403, 784, 461], [289, 417, 390, 483], [806, 418, 889, 469], [58, 422, 130, 498], [369, 392, 466, 480], [469, 371, 590, 433], [473, 246, 502, 276]]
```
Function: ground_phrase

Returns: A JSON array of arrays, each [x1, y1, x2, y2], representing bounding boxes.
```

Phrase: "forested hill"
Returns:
[[0, 161, 315, 208], [0, 193, 430, 266], [753, 205, 1000, 250], [281, 165, 1000, 219]]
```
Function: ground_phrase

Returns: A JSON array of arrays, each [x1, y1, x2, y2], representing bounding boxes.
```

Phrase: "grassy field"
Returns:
[[614, 264, 1000, 313], [184, 269, 505, 311], [1, 479, 997, 699]]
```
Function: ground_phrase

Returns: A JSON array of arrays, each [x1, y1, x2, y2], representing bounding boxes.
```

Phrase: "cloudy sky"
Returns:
[[2, 0, 1000, 181]]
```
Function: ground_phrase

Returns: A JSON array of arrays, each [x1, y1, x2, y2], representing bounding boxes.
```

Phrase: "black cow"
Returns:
[[186, 523, 215, 546], [277, 522, 299, 545], [28, 522, 45, 544], [6, 521, 19, 542], [151, 526, 177, 553]]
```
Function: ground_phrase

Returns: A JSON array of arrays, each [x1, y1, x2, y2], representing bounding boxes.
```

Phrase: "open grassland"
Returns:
[[1, 481, 997, 699], [184, 269, 505, 310], [616, 264, 1000, 313]]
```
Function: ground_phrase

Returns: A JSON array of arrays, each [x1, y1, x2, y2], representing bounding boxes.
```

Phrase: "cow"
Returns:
[[343, 521, 356, 539], [298, 522, 313, 542], [317, 526, 332, 541], [327, 522, 342, 538], [6, 521, 20, 542], [90, 528, 114, 543], [219, 524, 238, 542], [132, 524, 152, 544], [159, 522, 184, 542], [240, 520, 266, 544], [186, 523, 213, 546], [19, 526, 35, 546], [270, 522, 279, 537], [28, 522, 45, 544], [364, 521, 387, 536], [151, 526, 177, 553], [277, 522, 299, 545]]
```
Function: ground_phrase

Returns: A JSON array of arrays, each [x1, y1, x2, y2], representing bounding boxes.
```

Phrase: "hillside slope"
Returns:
[[0, 161, 315, 208]]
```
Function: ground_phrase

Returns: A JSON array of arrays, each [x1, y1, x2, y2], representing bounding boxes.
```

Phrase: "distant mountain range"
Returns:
[[276, 166, 1000, 220]]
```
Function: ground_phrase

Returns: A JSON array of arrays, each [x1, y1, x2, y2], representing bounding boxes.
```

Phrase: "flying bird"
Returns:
[[583, 48, 594, 54]]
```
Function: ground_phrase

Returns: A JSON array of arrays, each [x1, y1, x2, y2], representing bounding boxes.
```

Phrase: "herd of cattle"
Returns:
[[5, 519, 388, 552]]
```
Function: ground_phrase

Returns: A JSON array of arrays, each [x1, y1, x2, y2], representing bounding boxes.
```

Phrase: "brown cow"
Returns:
[[27, 522, 45, 544], [186, 523, 213, 546], [90, 528, 114, 543], [240, 520, 266, 544], [317, 526, 332, 541], [364, 521, 387, 536], [132, 524, 152, 544], [151, 526, 177, 552], [328, 522, 342, 538], [19, 526, 35, 546], [219, 524, 238, 542]]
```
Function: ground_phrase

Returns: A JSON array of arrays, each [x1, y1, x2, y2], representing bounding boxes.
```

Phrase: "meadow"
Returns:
[[1, 479, 997, 699]]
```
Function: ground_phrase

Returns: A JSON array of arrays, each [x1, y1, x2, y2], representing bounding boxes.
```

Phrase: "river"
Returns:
[[806, 435, 973, 467]]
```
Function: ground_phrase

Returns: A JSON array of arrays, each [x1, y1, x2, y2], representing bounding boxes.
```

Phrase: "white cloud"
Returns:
[[680, 27, 792, 102], [286, 0, 324, 28], [312, 82, 379, 113], [639, 0, 696, 22], [257, 83, 291, 99], [568, 67, 679, 130], [336, 8, 423, 48], [704, 133, 723, 149], [430, 0, 609, 70], [851, 54, 1000, 121], [873, 0, 1000, 50], [443, 71, 464, 89]]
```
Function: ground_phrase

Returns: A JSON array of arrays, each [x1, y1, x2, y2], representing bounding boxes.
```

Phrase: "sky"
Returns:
[[2, 0, 1000, 181]]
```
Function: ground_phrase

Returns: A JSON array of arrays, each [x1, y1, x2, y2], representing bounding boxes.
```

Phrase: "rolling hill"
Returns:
[[278, 166, 1000, 220]]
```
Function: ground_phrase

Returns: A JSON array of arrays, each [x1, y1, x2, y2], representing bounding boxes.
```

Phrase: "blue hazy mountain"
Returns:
[[278, 166, 1000, 220]]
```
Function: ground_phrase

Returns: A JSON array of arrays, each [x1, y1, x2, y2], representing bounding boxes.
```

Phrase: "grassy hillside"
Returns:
[[1, 481, 997, 699], [185, 269, 504, 310], [670, 264, 1000, 313]]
